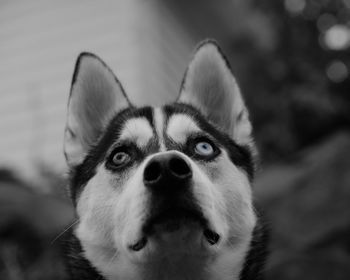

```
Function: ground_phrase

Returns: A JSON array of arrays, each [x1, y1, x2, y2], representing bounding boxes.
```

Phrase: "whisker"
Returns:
[[50, 219, 80, 245], [107, 250, 119, 268]]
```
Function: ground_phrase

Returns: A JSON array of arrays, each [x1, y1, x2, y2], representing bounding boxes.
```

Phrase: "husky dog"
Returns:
[[63, 40, 267, 280]]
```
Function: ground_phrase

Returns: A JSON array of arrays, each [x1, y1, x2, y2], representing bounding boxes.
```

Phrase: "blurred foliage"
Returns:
[[0, 168, 73, 280], [256, 132, 350, 280], [241, 0, 350, 161], [232, 2, 350, 278]]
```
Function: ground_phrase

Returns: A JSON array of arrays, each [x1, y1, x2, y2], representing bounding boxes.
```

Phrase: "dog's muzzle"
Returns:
[[128, 153, 220, 251]]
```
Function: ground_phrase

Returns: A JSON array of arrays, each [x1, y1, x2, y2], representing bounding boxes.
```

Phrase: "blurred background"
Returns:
[[0, 0, 349, 279]]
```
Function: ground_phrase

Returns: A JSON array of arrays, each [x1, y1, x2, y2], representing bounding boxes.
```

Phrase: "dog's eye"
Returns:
[[106, 144, 139, 171], [190, 137, 220, 160], [109, 151, 131, 167], [195, 141, 214, 156], [194, 139, 220, 158]]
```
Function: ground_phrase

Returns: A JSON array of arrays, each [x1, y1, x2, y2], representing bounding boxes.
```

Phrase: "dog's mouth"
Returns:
[[128, 207, 220, 251]]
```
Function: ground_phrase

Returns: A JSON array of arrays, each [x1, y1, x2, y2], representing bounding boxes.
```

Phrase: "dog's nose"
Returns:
[[143, 153, 192, 193]]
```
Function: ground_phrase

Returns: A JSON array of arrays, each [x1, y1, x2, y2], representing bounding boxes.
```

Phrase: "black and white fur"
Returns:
[[62, 40, 267, 280]]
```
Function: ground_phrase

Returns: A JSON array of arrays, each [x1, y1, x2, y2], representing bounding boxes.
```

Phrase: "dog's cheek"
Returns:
[[213, 154, 256, 242], [190, 162, 230, 238], [196, 153, 256, 244], [75, 166, 123, 247]]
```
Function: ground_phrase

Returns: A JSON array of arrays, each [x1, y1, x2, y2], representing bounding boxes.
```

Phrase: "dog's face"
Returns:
[[64, 41, 257, 280]]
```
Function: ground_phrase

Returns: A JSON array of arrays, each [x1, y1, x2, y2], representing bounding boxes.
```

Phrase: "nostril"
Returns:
[[169, 157, 192, 179], [144, 161, 162, 184]]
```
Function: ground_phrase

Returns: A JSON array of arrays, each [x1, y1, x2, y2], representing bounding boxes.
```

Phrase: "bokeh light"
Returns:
[[323, 24, 350, 50], [343, 0, 350, 9], [326, 60, 349, 82], [284, 0, 306, 14]]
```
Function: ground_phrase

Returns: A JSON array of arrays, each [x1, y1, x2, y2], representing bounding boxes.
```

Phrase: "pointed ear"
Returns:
[[178, 40, 253, 148], [64, 53, 131, 167]]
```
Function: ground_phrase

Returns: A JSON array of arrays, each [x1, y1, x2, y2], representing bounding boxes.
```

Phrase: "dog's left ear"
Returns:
[[178, 41, 253, 147], [64, 53, 131, 167]]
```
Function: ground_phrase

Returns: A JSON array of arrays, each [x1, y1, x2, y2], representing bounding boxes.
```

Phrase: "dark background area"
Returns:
[[1, 0, 350, 279]]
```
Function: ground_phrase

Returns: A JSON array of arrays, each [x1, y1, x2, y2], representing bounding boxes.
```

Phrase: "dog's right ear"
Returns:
[[64, 53, 131, 167]]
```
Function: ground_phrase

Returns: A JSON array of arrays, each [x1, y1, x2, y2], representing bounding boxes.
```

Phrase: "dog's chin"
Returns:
[[126, 208, 221, 258]]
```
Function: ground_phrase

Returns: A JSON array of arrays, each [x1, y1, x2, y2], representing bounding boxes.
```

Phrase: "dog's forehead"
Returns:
[[118, 107, 202, 149]]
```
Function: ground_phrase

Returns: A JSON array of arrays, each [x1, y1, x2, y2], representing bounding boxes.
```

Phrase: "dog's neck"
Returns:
[[62, 222, 267, 280]]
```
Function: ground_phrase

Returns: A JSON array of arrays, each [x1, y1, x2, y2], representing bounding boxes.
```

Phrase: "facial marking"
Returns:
[[119, 118, 154, 148], [153, 108, 166, 151], [166, 114, 201, 144]]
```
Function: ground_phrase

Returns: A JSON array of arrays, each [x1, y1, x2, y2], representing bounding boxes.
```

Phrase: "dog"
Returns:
[[62, 40, 267, 280]]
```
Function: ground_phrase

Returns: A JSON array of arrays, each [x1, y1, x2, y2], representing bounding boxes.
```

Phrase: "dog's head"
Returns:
[[64, 41, 257, 279]]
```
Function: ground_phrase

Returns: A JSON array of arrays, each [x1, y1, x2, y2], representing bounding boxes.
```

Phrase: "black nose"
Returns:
[[143, 153, 192, 193]]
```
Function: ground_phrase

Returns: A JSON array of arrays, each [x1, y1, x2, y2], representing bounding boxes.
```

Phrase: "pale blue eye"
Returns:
[[195, 142, 214, 156]]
